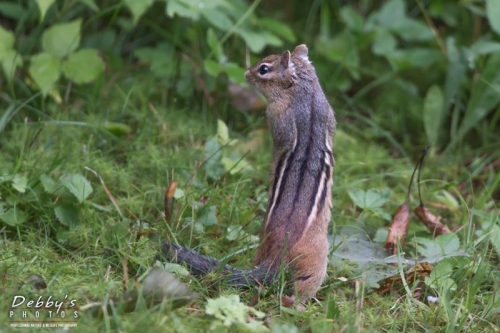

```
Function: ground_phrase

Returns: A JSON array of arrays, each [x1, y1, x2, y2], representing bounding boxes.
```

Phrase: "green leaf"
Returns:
[[35, 0, 55, 22], [372, 28, 396, 56], [12, 174, 28, 193], [1, 49, 22, 81], [414, 233, 460, 258], [203, 136, 224, 179], [217, 119, 229, 143], [388, 48, 443, 70], [316, 32, 360, 79], [0, 3, 24, 19], [197, 205, 217, 226], [207, 29, 225, 63], [62, 49, 104, 84], [0, 207, 26, 226], [29, 52, 61, 95], [202, 9, 233, 31], [374, 0, 432, 41], [425, 261, 457, 291], [60, 173, 93, 203], [236, 28, 282, 53], [258, 18, 296, 42], [102, 122, 132, 136], [347, 188, 391, 209], [340, 6, 364, 32], [78, 0, 98, 11], [40, 174, 58, 193], [0, 26, 15, 58], [54, 204, 80, 226], [457, 53, 500, 139], [165, 0, 200, 20], [486, 0, 500, 35], [423, 85, 444, 146], [42, 19, 82, 58], [226, 225, 242, 241], [205, 295, 266, 330], [469, 39, 500, 56], [134, 46, 176, 77], [124, 0, 154, 25]]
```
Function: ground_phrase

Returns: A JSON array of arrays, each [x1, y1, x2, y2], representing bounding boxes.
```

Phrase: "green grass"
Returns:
[[1, 71, 499, 332]]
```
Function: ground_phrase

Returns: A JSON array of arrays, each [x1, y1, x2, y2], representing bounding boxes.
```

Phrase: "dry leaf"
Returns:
[[376, 262, 434, 295], [414, 205, 451, 236], [385, 203, 410, 255]]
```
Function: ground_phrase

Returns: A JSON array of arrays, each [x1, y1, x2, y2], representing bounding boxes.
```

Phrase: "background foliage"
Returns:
[[1, 0, 499, 332]]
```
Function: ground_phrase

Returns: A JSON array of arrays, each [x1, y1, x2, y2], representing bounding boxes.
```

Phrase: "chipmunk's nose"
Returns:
[[244, 70, 250, 80]]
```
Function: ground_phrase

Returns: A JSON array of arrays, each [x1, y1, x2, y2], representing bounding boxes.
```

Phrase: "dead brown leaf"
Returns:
[[385, 203, 410, 255], [414, 205, 451, 236]]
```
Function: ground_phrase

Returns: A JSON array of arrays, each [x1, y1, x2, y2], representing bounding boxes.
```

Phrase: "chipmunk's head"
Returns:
[[245, 44, 312, 101]]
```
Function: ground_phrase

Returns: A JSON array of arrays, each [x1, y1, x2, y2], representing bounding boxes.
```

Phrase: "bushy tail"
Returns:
[[161, 242, 274, 287]]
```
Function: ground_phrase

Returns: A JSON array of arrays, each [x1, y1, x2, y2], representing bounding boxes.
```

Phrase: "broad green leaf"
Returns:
[[217, 119, 229, 143], [54, 204, 79, 226], [197, 205, 217, 226], [203, 136, 224, 179], [165, 0, 200, 20], [258, 18, 296, 42], [204, 59, 223, 77], [486, 0, 500, 35], [42, 19, 82, 58], [316, 32, 360, 79], [457, 53, 500, 139], [469, 39, 500, 56], [340, 6, 364, 32], [134, 46, 176, 77], [389, 48, 442, 70], [0, 3, 24, 19], [414, 233, 460, 258], [207, 29, 225, 63], [124, 0, 154, 25], [425, 261, 457, 291], [347, 188, 391, 209], [372, 28, 396, 56], [221, 156, 251, 174], [35, 0, 55, 22], [60, 173, 93, 203], [1, 49, 22, 81], [205, 295, 266, 330], [173, 188, 184, 199], [0, 207, 26, 226], [226, 225, 242, 241], [40, 174, 58, 193], [78, 0, 98, 11], [12, 174, 28, 193], [202, 9, 233, 31], [374, 0, 432, 41], [62, 49, 104, 84], [423, 85, 444, 146], [29, 52, 61, 95], [236, 28, 282, 53], [0, 26, 15, 58]]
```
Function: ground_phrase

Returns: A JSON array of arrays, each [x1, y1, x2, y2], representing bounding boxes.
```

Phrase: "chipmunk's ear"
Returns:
[[280, 50, 291, 69], [292, 44, 309, 62]]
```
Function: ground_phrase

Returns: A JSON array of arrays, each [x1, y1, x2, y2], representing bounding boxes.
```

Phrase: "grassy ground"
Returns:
[[1, 71, 499, 332]]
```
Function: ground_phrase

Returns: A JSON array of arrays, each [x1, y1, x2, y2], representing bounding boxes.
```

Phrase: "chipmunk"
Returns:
[[162, 44, 336, 300]]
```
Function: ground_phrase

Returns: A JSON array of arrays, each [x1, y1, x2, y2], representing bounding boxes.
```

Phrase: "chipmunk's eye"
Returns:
[[258, 65, 269, 75]]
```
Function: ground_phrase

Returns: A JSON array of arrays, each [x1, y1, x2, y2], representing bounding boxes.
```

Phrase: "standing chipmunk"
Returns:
[[162, 44, 335, 300]]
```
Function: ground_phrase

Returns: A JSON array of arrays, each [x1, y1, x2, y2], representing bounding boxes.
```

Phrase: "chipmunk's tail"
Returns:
[[161, 242, 275, 287]]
